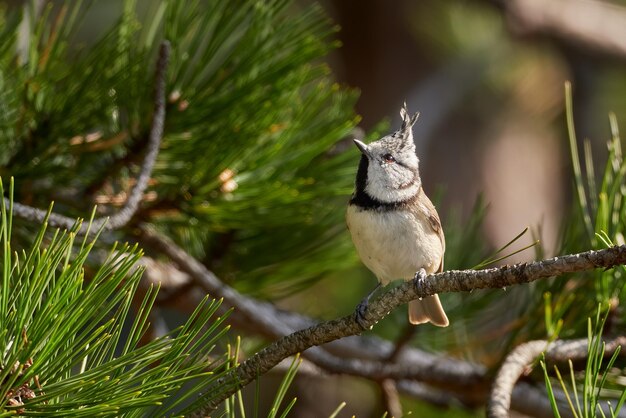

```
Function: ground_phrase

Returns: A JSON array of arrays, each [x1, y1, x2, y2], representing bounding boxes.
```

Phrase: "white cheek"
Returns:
[[365, 163, 419, 203]]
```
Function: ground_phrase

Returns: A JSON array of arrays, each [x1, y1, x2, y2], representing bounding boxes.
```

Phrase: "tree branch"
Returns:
[[136, 226, 487, 388], [137, 226, 626, 416], [488, 340, 550, 418], [510, 382, 570, 418], [488, 336, 626, 418], [396, 380, 466, 409], [184, 244, 626, 415], [6, 41, 170, 235]]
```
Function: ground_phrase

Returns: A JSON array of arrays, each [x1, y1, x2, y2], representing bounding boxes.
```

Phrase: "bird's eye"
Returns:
[[382, 153, 395, 163]]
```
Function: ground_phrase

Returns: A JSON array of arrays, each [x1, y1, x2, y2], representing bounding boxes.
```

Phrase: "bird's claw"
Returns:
[[413, 268, 427, 291], [354, 283, 381, 330], [355, 298, 370, 330]]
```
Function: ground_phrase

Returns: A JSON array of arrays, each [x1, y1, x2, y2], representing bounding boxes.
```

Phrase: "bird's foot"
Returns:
[[412, 268, 427, 292], [354, 283, 381, 330], [355, 297, 370, 330]]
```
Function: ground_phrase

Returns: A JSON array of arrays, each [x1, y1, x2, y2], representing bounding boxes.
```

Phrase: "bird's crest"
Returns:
[[400, 101, 419, 134]]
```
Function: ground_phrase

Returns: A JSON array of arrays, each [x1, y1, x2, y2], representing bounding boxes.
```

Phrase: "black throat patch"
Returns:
[[349, 155, 419, 211]]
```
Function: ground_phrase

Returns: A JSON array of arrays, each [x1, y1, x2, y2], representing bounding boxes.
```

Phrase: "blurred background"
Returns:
[[2, 0, 626, 416], [324, 0, 626, 258], [297, 2, 626, 414]]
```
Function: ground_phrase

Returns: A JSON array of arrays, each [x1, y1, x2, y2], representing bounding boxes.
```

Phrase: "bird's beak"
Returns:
[[353, 139, 371, 157]]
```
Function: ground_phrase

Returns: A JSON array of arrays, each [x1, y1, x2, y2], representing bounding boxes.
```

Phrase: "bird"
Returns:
[[346, 103, 449, 327]]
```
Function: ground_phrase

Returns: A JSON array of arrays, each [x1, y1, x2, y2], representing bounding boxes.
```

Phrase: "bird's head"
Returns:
[[353, 103, 421, 204]]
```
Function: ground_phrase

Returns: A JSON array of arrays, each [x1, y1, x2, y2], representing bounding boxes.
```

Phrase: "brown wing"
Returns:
[[418, 190, 445, 272]]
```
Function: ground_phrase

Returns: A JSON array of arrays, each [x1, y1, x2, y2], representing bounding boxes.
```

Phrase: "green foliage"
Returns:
[[207, 337, 302, 418], [209, 337, 302, 418], [216, 341, 350, 418], [0, 0, 363, 414], [0, 0, 360, 299], [154, 0, 359, 296], [541, 96, 626, 415], [541, 307, 626, 418], [471, 227, 537, 270], [0, 178, 231, 416], [538, 84, 626, 340], [409, 85, 626, 376]]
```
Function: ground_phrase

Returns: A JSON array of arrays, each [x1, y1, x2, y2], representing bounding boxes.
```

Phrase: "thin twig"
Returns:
[[7, 41, 170, 235], [380, 379, 403, 418]]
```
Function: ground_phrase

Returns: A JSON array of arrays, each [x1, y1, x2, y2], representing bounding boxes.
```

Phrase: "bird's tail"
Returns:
[[408, 295, 449, 327]]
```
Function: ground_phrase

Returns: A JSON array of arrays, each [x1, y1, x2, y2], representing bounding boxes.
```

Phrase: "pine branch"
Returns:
[[5, 41, 170, 235], [137, 223, 626, 416], [136, 253, 485, 391], [488, 336, 626, 418], [10, 203, 626, 414], [181, 243, 626, 414], [396, 380, 461, 409], [136, 226, 485, 387]]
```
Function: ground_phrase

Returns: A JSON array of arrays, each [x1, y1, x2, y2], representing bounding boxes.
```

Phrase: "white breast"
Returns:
[[346, 205, 443, 286]]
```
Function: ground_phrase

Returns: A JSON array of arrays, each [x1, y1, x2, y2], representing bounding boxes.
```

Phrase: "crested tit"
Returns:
[[346, 103, 449, 327]]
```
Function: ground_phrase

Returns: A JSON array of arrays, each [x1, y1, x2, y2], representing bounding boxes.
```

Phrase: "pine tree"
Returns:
[[0, 0, 361, 415], [0, 0, 360, 295], [2, 1, 626, 417]]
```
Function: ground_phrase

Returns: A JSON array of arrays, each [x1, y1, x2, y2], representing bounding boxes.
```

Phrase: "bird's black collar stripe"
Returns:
[[350, 190, 419, 211]]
